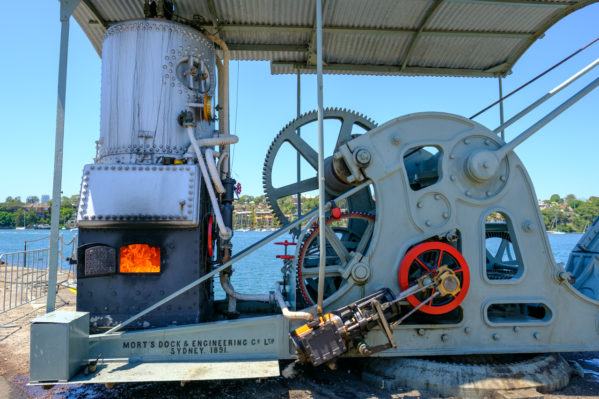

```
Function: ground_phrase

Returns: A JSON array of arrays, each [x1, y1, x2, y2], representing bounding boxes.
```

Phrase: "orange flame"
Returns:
[[120, 244, 161, 273]]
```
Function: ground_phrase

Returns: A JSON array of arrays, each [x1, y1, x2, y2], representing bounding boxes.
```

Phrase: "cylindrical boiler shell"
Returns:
[[98, 19, 216, 164]]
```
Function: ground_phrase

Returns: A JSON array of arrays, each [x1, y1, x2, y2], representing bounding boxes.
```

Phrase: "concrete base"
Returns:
[[362, 353, 571, 398]]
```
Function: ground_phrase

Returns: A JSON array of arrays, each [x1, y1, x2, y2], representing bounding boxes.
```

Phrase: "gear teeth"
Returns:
[[262, 108, 377, 226]]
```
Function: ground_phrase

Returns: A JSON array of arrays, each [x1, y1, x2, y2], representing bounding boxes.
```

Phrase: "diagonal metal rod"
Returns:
[[495, 75, 599, 159], [493, 57, 599, 135], [101, 181, 371, 335], [470, 36, 599, 119]]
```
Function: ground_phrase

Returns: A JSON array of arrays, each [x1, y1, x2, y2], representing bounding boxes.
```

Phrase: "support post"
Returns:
[[47, 0, 81, 313], [315, 0, 326, 315], [498, 77, 505, 140], [296, 69, 302, 221]]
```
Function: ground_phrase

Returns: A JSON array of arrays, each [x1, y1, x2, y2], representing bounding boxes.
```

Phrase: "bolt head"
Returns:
[[522, 220, 534, 232], [466, 150, 500, 182], [355, 148, 372, 167]]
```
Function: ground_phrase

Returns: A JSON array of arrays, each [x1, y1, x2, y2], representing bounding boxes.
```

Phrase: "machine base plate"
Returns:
[[31, 360, 280, 385]]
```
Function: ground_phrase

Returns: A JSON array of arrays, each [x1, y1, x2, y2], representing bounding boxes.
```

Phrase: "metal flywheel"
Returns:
[[262, 108, 377, 227], [296, 211, 376, 307]]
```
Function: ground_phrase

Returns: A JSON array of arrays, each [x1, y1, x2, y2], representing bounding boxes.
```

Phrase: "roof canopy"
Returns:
[[73, 0, 597, 77]]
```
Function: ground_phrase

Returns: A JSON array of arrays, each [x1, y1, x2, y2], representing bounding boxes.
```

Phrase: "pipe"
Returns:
[[186, 126, 232, 240], [205, 148, 226, 194], [101, 181, 369, 334], [275, 282, 314, 321], [184, 135, 237, 157], [196, 134, 239, 147], [220, 272, 273, 303], [206, 33, 231, 176], [217, 150, 229, 177]]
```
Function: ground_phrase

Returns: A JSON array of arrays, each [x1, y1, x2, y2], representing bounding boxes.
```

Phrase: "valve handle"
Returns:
[[275, 240, 296, 246]]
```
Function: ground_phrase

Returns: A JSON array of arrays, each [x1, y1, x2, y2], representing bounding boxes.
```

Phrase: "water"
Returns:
[[0, 229, 583, 299], [0, 229, 78, 253]]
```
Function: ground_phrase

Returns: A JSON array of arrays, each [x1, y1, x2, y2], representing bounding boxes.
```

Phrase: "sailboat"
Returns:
[[548, 216, 566, 235], [15, 212, 25, 230]]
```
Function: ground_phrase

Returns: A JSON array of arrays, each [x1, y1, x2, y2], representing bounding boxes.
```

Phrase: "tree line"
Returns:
[[0, 195, 79, 228], [540, 194, 599, 233], [1, 192, 596, 233]]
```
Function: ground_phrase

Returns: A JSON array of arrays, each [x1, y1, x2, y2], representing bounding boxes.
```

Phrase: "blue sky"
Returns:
[[0, 1, 598, 202]]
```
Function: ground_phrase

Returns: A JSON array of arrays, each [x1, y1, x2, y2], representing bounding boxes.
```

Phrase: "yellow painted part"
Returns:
[[294, 324, 312, 337]]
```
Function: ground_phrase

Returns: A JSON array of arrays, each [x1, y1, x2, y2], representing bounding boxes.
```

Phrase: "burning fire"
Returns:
[[120, 244, 161, 273]]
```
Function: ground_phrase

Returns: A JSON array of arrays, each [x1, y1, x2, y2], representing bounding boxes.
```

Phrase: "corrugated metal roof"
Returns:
[[72, 0, 598, 77]]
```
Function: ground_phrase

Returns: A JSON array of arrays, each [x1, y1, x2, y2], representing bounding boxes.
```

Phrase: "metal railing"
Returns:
[[0, 234, 76, 314]]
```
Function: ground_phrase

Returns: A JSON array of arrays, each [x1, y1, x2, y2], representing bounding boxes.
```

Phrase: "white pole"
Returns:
[[315, 0, 326, 315], [47, 0, 82, 313]]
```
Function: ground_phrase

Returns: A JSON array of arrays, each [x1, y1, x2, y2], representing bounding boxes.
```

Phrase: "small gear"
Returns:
[[263, 108, 377, 227], [296, 211, 376, 307]]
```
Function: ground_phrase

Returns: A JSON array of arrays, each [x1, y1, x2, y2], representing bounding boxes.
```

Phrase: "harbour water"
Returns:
[[0, 229, 583, 300]]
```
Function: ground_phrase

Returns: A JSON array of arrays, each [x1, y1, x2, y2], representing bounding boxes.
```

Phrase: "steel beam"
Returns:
[[401, 0, 444, 71], [211, 23, 530, 39], [47, 0, 83, 313], [81, 0, 107, 28], [446, 0, 569, 7], [227, 44, 307, 52], [272, 61, 500, 77]]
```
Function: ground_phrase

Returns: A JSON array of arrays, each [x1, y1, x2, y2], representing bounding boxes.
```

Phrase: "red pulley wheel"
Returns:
[[398, 242, 470, 315]]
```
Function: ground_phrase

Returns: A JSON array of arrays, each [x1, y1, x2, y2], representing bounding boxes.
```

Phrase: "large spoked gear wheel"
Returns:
[[263, 108, 377, 227], [296, 211, 376, 307]]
